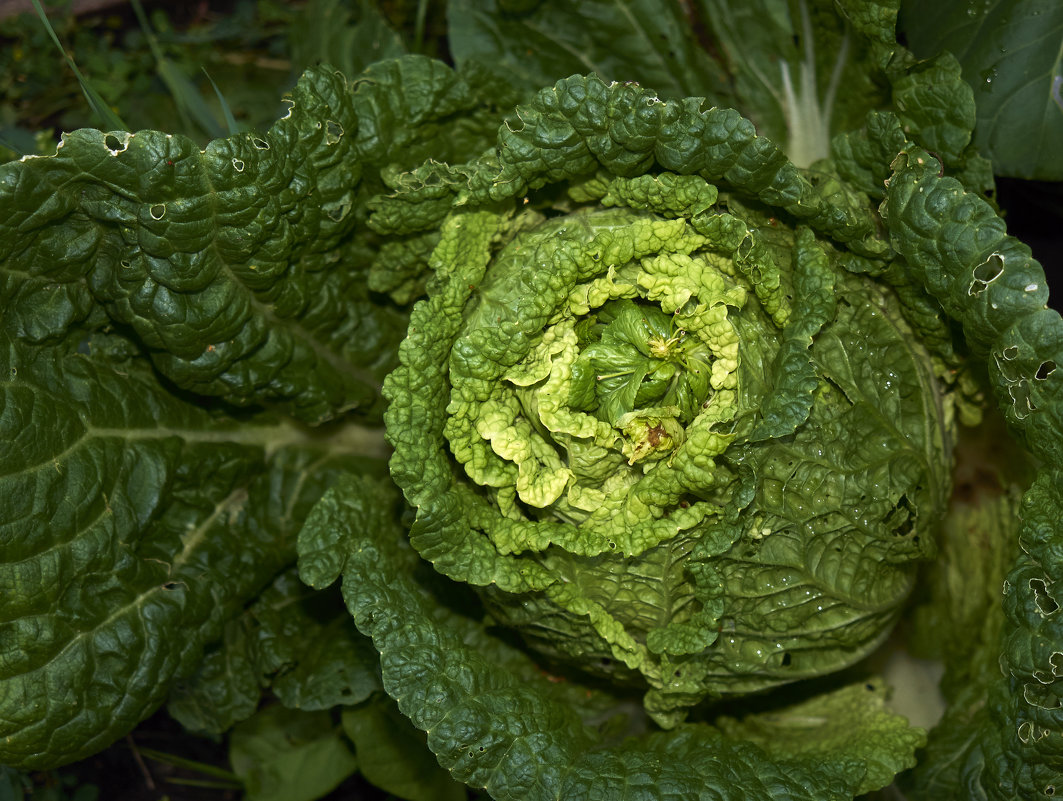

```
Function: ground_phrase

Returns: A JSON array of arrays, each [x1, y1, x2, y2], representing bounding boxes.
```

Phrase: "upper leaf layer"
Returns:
[[882, 147, 1062, 465], [2, 66, 382, 424], [167, 568, 383, 735], [0, 56, 502, 426], [369, 73, 887, 257]]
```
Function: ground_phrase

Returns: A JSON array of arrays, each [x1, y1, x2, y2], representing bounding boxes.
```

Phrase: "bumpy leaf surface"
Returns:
[[0, 67, 396, 424], [373, 68, 949, 792], [0, 330, 385, 768], [300, 476, 920, 800], [167, 569, 383, 734], [370, 74, 887, 256], [883, 146, 1063, 799], [0, 54, 511, 769]]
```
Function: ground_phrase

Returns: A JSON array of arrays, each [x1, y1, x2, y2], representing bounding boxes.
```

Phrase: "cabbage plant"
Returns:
[[325, 71, 1056, 796], [380, 115, 958, 729], [1, 1, 1061, 799]]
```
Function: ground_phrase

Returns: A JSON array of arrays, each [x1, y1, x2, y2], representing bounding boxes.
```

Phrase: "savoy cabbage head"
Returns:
[[379, 99, 957, 732], [1, 1, 1061, 799]]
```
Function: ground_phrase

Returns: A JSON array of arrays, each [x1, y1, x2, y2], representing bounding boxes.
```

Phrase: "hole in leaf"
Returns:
[[973, 254, 1004, 283], [1009, 380, 1035, 418], [1002, 346, 1019, 360], [251, 136, 270, 150], [232, 158, 245, 172], [1031, 578, 1059, 615], [149, 204, 166, 220], [967, 255, 1005, 296], [1051, 652, 1063, 676], [780, 652, 792, 667], [324, 200, 350, 222], [1024, 682, 1062, 710], [325, 120, 344, 144], [1018, 721, 1033, 743], [736, 233, 754, 260], [894, 493, 915, 537], [104, 132, 129, 155], [1036, 360, 1056, 380], [678, 296, 699, 315]]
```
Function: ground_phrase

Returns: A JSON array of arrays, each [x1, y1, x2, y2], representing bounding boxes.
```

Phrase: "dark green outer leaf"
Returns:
[[0, 66, 394, 425], [167, 569, 383, 735], [899, 0, 1063, 180], [0, 56, 502, 427], [0, 56, 508, 767], [0, 334, 387, 769], [882, 147, 1061, 465], [341, 696, 467, 801], [888, 50, 977, 167], [716, 678, 924, 796], [883, 146, 1063, 798], [832, 110, 909, 200], [349, 55, 509, 169], [0, 55, 510, 769], [229, 705, 358, 801], [988, 470, 1063, 796], [165, 617, 262, 735], [835, 0, 902, 45]]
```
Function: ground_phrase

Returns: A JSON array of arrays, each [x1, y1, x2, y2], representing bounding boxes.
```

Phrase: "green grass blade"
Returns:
[[135, 746, 241, 783], [0, 134, 23, 158], [202, 69, 240, 135], [30, 0, 127, 131], [413, 0, 428, 52], [158, 776, 244, 790], [129, 0, 225, 140], [156, 58, 226, 139]]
